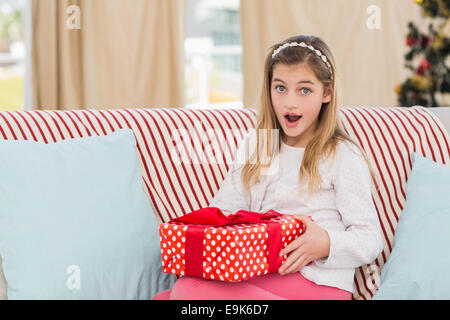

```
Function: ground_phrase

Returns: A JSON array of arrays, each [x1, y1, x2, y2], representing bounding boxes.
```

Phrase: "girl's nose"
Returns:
[[284, 92, 299, 108]]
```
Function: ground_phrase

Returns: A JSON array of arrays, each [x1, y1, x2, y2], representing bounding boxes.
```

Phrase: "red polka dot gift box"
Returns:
[[159, 207, 306, 282]]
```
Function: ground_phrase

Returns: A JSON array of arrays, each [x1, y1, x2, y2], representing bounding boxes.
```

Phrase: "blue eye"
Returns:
[[301, 88, 311, 95], [275, 85, 286, 93]]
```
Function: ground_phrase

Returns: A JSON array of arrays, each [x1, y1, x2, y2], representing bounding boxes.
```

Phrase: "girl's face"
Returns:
[[271, 62, 332, 148]]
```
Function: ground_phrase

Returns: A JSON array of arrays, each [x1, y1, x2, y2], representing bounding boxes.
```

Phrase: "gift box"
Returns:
[[159, 207, 306, 282]]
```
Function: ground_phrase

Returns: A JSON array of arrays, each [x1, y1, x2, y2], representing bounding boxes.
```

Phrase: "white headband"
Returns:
[[272, 41, 333, 80]]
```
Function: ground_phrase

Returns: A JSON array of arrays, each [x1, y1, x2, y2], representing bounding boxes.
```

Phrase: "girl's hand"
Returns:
[[278, 215, 330, 275]]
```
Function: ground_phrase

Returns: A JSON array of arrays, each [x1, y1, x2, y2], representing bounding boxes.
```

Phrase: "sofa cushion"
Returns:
[[0, 128, 175, 299], [373, 152, 450, 299]]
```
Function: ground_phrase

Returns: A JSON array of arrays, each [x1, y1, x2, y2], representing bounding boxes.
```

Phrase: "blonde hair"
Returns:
[[239, 35, 380, 199]]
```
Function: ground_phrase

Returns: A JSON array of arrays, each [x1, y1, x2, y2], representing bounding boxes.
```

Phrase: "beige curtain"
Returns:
[[240, 0, 430, 108], [31, 0, 185, 110]]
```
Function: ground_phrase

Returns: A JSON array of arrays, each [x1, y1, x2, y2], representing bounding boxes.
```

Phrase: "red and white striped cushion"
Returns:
[[0, 106, 448, 300]]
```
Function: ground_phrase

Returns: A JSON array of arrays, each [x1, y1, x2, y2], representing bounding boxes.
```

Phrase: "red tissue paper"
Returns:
[[159, 207, 306, 282]]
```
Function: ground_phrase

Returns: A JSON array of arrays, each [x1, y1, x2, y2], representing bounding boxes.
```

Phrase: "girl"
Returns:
[[153, 35, 383, 300]]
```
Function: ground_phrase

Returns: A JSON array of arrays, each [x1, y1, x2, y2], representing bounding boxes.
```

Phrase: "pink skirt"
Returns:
[[152, 272, 352, 300]]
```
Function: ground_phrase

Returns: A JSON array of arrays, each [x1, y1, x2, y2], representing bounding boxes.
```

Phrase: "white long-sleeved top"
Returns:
[[208, 134, 384, 293]]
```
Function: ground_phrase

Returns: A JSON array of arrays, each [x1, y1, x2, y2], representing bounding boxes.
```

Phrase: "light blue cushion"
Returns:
[[373, 152, 450, 300], [0, 129, 175, 299]]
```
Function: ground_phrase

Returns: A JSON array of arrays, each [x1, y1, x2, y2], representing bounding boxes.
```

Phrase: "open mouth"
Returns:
[[284, 113, 302, 123]]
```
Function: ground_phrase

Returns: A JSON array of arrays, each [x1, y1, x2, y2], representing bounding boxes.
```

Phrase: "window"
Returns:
[[0, 0, 26, 111], [185, 0, 243, 109]]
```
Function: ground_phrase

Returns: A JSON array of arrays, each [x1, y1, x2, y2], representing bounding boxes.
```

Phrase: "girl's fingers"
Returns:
[[280, 254, 308, 275], [279, 236, 305, 257], [278, 246, 304, 274]]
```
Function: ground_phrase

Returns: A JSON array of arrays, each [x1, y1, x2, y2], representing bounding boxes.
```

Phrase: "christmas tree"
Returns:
[[396, 0, 450, 107]]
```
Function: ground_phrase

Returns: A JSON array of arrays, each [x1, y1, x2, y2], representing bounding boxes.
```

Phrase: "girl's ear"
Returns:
[[322, 85, 333, 103]]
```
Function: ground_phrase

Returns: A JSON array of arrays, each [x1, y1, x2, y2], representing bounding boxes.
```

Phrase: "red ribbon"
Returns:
[[169, 207, 284, 279]]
